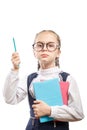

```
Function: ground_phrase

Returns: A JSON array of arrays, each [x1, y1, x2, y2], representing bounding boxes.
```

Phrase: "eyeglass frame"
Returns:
[[32, 42, 60, 52]]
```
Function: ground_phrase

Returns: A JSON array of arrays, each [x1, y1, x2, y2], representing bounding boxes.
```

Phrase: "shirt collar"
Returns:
[[38, 66, 61, 76]]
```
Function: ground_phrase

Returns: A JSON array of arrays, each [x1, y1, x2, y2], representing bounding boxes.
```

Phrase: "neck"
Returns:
[[40, 62, 55, 69]]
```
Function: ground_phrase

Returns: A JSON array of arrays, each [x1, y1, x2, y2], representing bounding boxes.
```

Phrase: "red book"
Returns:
[[60, 81, 69, 105]]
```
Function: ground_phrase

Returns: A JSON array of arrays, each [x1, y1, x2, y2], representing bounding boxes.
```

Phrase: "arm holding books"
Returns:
[[32, 76, 84, 122], [49, 76, 84, 122]]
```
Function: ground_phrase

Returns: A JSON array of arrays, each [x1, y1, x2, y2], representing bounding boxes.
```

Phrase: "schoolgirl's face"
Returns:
[[33, 31, 61, 69]]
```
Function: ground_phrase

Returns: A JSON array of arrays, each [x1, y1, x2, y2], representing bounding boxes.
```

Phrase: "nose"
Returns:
[[42, 44, 47, 50]]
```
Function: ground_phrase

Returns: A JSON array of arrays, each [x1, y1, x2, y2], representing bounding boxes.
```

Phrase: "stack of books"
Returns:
[[33, 78, 69, 123]]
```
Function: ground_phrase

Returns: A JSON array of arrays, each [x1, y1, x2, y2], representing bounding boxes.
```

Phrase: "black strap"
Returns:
[[27, 72, 38, 91], [59, 72, 69, 81]]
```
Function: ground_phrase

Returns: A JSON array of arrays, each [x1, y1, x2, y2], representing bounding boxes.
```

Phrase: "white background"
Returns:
[[0, 0, 87, 129]]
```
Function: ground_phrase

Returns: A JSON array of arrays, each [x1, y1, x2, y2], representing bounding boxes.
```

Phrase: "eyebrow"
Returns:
[[36, 41, 56, 44]]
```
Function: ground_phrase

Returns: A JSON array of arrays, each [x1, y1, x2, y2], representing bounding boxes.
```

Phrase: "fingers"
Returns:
[[33, 100, 42, 104], [32, 100, 51, 117], [34, 109, 38, 118], [32, 105, 39, 118], [11, 52, 20, 70], [32, 101, 39, 118]]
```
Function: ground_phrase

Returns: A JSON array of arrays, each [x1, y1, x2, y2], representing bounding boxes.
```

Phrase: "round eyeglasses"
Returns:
[[32, 42, 60, 52]]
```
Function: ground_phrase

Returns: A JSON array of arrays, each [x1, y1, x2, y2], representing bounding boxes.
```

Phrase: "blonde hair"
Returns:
[[34, 30, 61, 70]]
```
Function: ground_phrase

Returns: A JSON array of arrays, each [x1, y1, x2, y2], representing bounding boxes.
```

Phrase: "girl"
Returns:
[[3, 30, 84, 130]]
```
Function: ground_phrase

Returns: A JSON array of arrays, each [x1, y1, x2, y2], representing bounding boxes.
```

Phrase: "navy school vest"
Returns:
[[27, 71, 69, 129]]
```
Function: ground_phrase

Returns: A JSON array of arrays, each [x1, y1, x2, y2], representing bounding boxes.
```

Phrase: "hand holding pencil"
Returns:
[[11, 38, 20, 71]]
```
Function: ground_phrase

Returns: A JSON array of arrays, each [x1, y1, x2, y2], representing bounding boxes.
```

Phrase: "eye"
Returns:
[[37, 43, 43, 48], [48, 43, 55, 48]]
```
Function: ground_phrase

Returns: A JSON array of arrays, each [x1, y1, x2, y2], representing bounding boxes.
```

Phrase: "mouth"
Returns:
[[41, 54, 49, 58]]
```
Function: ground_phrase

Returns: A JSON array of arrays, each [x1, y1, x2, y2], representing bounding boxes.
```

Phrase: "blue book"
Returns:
[[33, 78, 63, 123]]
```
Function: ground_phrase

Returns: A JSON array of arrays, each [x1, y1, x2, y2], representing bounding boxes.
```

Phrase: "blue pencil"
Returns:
[[13, 37, 17, 51], [12, 37, 20, 67]]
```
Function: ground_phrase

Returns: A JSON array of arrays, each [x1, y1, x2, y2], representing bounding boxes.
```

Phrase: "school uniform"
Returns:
[[3, 67, 84, 130], [26, 71, 69, 130]]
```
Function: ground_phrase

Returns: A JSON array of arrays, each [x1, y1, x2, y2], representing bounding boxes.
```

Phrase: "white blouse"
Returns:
[[3, 67, 84, 122]]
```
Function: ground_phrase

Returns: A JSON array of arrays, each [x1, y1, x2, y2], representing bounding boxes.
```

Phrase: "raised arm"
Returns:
[[3, 52, 27, 104]]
